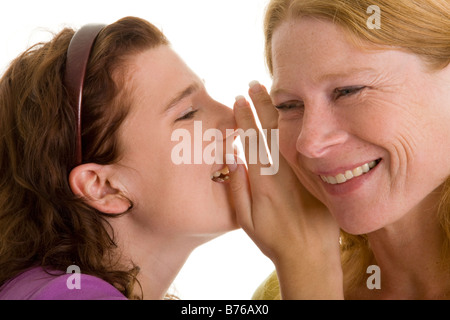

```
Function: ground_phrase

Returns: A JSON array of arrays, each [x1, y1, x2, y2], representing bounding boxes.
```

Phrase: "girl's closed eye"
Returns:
[[176, 107, 198, 122]]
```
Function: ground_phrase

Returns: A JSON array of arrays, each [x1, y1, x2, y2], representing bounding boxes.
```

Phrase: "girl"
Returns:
[[0, 16, 238, 300]]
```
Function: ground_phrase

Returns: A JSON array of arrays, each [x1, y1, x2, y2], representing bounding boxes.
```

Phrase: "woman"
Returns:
[[0, 17, 238, 299], [227, 0, 450, 299]]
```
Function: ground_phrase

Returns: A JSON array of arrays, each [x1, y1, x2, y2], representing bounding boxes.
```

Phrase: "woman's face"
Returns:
[[270, 17, 450, 234], [115, 45, 237, 239]]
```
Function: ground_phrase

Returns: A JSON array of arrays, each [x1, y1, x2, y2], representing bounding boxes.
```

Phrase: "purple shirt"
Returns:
[[0, 267, 127, 300]]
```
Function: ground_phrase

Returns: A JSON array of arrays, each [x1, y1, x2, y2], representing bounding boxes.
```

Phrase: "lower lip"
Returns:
[[321, 160, 381, 196]]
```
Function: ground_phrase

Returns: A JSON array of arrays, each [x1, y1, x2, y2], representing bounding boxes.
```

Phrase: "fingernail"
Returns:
[[225, 154, 238, 172], [235, 95, 247, 107], [249, 80, 262, 93]]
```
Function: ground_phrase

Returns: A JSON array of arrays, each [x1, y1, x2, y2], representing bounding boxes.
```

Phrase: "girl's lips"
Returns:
[[211, 165, 230, 183]]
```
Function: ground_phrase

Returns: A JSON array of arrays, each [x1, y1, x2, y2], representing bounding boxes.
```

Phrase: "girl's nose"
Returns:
[[213, 101, 237, 135]]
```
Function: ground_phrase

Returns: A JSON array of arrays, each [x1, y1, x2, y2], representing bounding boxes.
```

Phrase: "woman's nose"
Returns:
[[296, 103, 348, 159]]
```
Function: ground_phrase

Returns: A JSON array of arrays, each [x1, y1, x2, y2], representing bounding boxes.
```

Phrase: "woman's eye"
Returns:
[[176, 109, 198, 122], [275, 100, 304, 111], [334, 86, 366, 99]]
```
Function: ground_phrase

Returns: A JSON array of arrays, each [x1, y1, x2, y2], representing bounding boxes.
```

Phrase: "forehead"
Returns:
[[127, 45, 199, 112], [271, 18, 366, 76], [270, 17, 409, 91]]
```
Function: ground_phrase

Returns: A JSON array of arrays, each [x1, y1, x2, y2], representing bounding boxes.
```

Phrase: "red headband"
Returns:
[[64, 24, 106, 167]]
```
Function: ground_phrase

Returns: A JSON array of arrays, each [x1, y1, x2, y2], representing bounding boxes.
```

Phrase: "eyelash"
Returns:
[[275, 101, 304, 111], [275, 86, 366, 110], [333, 86, 366, 99], [176, 109, 198, 122]]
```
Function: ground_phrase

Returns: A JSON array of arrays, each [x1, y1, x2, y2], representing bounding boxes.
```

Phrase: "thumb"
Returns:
[[226, 154, 253, 231]]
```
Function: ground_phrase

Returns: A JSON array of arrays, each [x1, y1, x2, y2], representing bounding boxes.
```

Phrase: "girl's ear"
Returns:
[[69, 163, 131, 214]]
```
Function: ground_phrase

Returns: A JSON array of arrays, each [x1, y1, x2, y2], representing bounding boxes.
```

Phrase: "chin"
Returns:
[[202, 203, 238, 234], [333, 209, 384, 236], [340, 223, 378, 236], [218, 209, 239, 232], [210, 184, 238, 229]]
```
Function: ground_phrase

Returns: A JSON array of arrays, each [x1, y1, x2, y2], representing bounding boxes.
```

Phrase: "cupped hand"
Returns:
[[227, 81, 344, 299]]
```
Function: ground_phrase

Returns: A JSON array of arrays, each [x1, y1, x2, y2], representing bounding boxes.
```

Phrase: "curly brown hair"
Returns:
[[0, 16, 169, 299]]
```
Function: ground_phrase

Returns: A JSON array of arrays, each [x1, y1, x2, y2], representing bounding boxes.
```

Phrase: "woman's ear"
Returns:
[[69, 163, 131, 214]]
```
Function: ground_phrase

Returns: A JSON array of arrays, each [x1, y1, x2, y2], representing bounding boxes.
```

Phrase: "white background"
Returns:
[[0, 0, 275, 299]]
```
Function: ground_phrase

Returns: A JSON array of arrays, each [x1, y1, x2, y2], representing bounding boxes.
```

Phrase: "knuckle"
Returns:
[[238, 109, 256, 124], [253, 91, 273, 105]]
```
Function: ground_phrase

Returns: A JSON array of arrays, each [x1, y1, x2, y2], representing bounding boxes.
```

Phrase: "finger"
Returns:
[[233, 96, 270, 176], [248, 80, 278, 130], [248, 81, 278, 153], [226, 154, 254, 232]]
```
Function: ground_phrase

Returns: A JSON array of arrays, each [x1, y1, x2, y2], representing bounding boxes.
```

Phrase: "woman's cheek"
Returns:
[[279, 121, 301, 164]]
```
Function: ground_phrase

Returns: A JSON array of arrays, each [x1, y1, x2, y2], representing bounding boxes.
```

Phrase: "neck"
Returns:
[[108, 218, 217, 300], [366, 189, 450, 299], [132, 236, 198, 300]]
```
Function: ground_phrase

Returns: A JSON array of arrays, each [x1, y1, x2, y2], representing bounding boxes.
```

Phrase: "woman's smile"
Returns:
[[319, 158, 381, 185], [318, 158, 382, 196]]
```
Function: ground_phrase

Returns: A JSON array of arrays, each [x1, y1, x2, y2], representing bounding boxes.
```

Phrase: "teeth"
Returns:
[[321, 160, 379, 185], [211, 166, 230, 181], [327, 176, 338, 185], [344, 170, 353, 180], [353, 166, 363, 177], [362, 163, 370, 173], [336, 174, 346, 184]]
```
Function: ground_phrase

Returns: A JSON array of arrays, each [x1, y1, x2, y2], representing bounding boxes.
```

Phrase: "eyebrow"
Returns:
[[164, 82, 202, 113], [315, 67, 377, 83], [271, 67, 377, 96]]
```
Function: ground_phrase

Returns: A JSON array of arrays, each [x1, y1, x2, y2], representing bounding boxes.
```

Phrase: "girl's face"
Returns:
[[270, 18, 450, 235], [116, 45, 237, 239]]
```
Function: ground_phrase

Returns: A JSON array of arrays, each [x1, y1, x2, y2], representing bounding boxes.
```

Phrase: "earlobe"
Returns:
[[69, 163, 132, 214]]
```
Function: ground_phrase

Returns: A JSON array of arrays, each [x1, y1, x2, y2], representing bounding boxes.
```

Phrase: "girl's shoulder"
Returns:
[[0, 266, 127, 300]]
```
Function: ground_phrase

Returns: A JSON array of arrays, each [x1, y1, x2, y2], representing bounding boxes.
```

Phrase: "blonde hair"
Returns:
[[264, 0, 450, 292]]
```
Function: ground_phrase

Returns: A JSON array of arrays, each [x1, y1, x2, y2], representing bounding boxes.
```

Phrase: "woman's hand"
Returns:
[[228, 82, 344, 299]]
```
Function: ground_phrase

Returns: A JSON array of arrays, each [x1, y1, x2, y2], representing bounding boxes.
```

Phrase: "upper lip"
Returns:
[[313, 158, 381, 177], [209, 129, 238, 176], [211, 163, 229, 175]]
